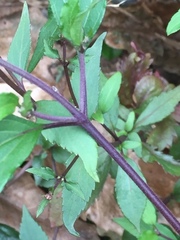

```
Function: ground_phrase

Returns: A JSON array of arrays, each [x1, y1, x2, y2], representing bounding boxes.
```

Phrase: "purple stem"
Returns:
[[78, 52, 87, 115], [81, 120, 180, 234], [32, 111, 76, 123], [0, 58, 180, 234], [0, 58, 85, 123]]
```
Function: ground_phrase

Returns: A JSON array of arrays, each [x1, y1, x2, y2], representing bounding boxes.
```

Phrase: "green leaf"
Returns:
[[36, 100, 98, 181], [170, 126, 180, 160], [99, 72, 122, 113], [28, 10, 60, 72], [115, 159, 147, 231], [92, 109, 104, 124], [8, 2, 31, 79], [64, 182, 85, 200], [36, 100, 71, 122], [0, 115, 41, 192], [44, 40, 59, 59], [172, 179, 180, 202], [102, 42, 122, 60], [31, 151, 47, 186], [49, 0, 64, 26], [62, 156, 95, 236], [114, 217, 140, 238], [52, 146, 71, 164], [60, 0, 106, 46], [80, 0, 106, 41], [60, 0, 84, 46], [19, 90, 33, 117], [142, 200, 156, 225], [143, 145, 180, 176], [42, 126, 99, 182], [87, 147, 112, 206], [135, 86, 180, 127], [70, 12, 86, 47], [49, 184, 63, 227], [0, 224, 19, 240], [103, 96, 119, 130], [26, 167, 55, 180], [138, 230, 158, 240], [20, 206, 48, 240], [155, 223, 177, 240], [122, 230, 137, 240], [114, 217, 151, 238], [166, 9, 180, 35], [125, 111, 135, 132], [36, 198, 49, 218], [128, 132, 142, 158], [122, 140, 141, 150], [71, 32, 106, 117], [0, 93, 19, 121]]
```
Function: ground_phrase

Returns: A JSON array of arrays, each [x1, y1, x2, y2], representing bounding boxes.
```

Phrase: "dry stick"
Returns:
[[54, 155, 79, 189], [6, 68, 26, 92], [0, 70, 25, 96], [0, 69, 36, 110], [0, 58, 180, 234], [102, 123, 119, 141], [6, 159, 33, 188]]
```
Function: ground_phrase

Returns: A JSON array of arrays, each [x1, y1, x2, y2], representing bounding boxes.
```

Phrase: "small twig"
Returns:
[[0, 69, 25, 96], [0, 69, 36, 110], [43, 121, 80, 130], [54, 155, 79, 189], [102, 123, 119, 141], [79, 52, 87, 116], [60, 39, 79, 107], [6, 159, 33, 188], [6, 68, 26, 91]]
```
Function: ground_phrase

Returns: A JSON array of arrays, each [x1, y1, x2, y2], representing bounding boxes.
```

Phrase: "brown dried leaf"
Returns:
[[118, 51, 153, 106], [49, 184, 63, 228], [103, 1, 180, 78], [134, 74, 168, 107], [82, 176, 123, 238], [146, 117, 177, 150]]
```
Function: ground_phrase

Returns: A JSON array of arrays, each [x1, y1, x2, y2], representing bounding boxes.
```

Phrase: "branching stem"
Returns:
[[81, 120, 180, 234], [54, 155, 79, 189], [0, 58, 180, 234]]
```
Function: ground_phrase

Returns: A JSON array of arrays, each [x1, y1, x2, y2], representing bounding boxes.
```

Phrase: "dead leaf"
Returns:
[[82, 176, 123, 238]]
